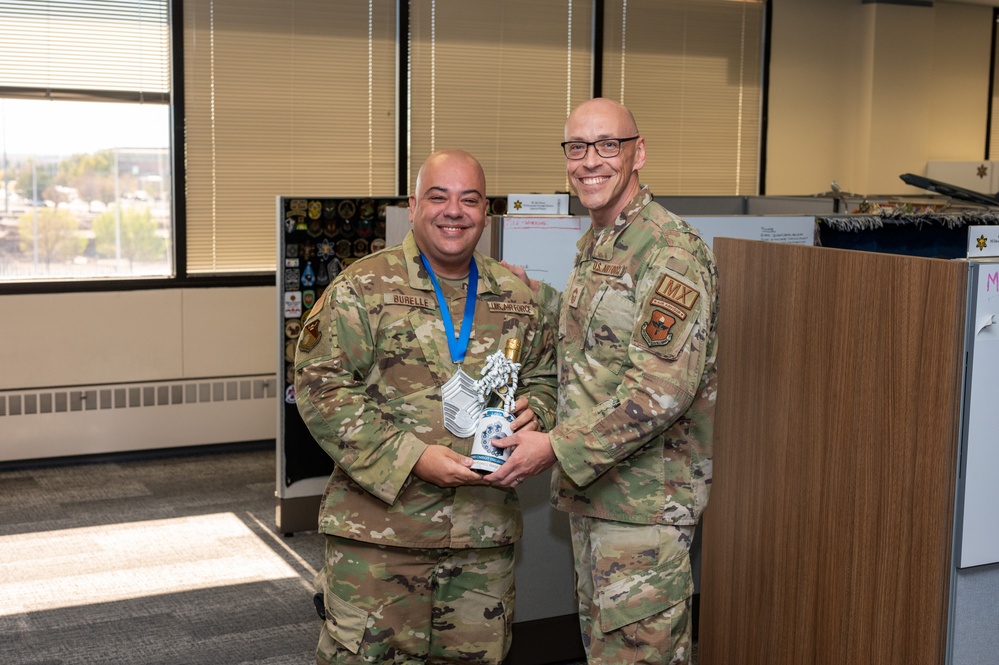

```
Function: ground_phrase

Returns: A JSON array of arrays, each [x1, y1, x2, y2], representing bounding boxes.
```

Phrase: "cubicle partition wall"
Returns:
[[701, 239, 999, 665]]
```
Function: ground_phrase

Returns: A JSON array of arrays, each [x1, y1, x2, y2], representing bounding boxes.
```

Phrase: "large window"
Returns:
[[183, 0, 398, 275], [1, 0, 769, 285], [603, 0, 765, 196], [409, 0, 594, 196], [0, 0, 172, 282]]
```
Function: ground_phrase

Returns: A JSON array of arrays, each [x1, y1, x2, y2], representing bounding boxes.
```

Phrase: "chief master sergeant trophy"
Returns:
[[468, 338, 522, 473]]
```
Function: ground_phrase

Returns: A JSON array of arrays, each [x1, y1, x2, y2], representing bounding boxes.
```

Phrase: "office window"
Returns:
[[603, 0, 765, 196], [183, 0, 397, 275], [0, 0, 171, 282], [409, 0, 594, 196]]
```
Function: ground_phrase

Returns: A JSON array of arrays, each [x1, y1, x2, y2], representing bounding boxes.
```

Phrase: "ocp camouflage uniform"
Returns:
[[535, 186, 719, 664], [295, 231, 558, 665]]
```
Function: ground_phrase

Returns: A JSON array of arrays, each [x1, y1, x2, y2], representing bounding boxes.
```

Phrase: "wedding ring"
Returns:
[[515, 477, 524, 484]]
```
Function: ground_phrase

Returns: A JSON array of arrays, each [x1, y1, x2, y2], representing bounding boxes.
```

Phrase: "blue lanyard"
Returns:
[[419, 253, 478, 364]]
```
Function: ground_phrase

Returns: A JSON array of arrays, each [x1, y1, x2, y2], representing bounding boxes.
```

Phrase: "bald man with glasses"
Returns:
[[493, 98, 720, 665]]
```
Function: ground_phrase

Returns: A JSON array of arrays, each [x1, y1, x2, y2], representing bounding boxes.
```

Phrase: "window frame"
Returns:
[[0, 0, 254, 295], [0, 0, 771, 296]]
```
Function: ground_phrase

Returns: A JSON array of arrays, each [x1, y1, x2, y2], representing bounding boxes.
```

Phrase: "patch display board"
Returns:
[[276, 196, 404, 501]]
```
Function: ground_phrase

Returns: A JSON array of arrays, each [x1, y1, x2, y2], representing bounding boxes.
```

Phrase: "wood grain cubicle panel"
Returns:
[[699, 239, 967, 665]]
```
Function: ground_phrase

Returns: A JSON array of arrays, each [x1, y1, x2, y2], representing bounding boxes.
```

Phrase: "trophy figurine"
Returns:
[[469, 338, 522, 473]]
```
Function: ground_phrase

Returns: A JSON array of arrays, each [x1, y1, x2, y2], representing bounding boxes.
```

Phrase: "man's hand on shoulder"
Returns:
[[500, 260, 539, 294]]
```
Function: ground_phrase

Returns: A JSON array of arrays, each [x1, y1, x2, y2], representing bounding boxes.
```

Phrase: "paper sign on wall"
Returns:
[[967, 225, 999, 258]]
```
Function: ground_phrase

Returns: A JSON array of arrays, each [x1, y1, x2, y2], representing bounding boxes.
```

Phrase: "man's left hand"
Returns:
[[484, 430, 556, 489]]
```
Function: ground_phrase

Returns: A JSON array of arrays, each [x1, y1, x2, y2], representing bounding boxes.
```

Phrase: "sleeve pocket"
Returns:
[[597, 549, 694, 634], [585, 284, 635, 375], [324, 591, 370, 654]]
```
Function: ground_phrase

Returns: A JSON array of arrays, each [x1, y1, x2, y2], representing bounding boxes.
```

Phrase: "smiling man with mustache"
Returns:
[[295, 149, 558, 665]]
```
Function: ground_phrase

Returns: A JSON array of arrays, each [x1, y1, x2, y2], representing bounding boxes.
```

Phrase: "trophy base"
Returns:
[[469, 408, 514, 473]]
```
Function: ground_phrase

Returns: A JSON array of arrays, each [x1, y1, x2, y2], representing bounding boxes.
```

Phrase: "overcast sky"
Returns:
[[1, 98, 169, 158]]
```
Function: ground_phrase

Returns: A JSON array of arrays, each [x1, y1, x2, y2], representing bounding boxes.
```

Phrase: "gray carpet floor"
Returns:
[[0, 445, 692, 665], [0, 445, 325, 665], [0, 446, 583, 665]]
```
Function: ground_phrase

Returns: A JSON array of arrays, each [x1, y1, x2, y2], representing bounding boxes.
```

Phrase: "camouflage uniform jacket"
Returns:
[[537, 186, 719, 526], [295, 231, 558, 549]]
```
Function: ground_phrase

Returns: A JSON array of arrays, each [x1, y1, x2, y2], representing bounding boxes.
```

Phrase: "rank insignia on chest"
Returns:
[[642, 308, 675, 347], [568, 284, 583, 309]]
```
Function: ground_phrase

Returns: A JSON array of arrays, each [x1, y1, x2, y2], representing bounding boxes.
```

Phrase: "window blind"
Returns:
[[183, 0, 397, 274], [603, 0, 764, 196], [0, 0, 169, 102], [408, 0, 593, 196]]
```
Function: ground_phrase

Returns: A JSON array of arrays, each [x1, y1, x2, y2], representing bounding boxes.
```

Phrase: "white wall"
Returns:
[[767, 0, 993, 196], [0, 286, 277, 460], [0, 287, 275, 391]]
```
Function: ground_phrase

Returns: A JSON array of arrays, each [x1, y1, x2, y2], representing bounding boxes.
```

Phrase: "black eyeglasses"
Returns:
[[561, 136, 640, 160]]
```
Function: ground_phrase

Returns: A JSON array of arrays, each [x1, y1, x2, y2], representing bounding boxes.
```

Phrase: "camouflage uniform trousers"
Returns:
[[570, 515, 695, 665], [317, 535, 515, 665]]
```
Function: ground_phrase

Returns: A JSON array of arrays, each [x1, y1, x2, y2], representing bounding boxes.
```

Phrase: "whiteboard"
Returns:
[[498, 214, 816, 292], [685, 215, 816, 250], [499, 215, 588, 290], [958, 261, 999, 568]]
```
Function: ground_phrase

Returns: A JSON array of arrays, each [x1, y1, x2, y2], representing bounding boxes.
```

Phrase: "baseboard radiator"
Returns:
[[0, 375, 277, 463]]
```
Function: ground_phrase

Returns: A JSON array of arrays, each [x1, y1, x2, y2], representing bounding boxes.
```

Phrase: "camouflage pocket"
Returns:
[[584, 283, 635, 375], [377, 311, 436, 400], [493, 581, 516, 663], [323, 591, 370, 654], [596, 547, 693, 634]]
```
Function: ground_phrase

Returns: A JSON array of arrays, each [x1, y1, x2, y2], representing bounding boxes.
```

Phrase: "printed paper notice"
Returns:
[[967, 225, 999, 258], [685, 216, 815, 250]]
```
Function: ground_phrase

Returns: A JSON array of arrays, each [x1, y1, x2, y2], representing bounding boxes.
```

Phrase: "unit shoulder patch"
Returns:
[[641, 308, 676, 347], [299, 319, 323, 353], [655, 272, 700, 312]]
